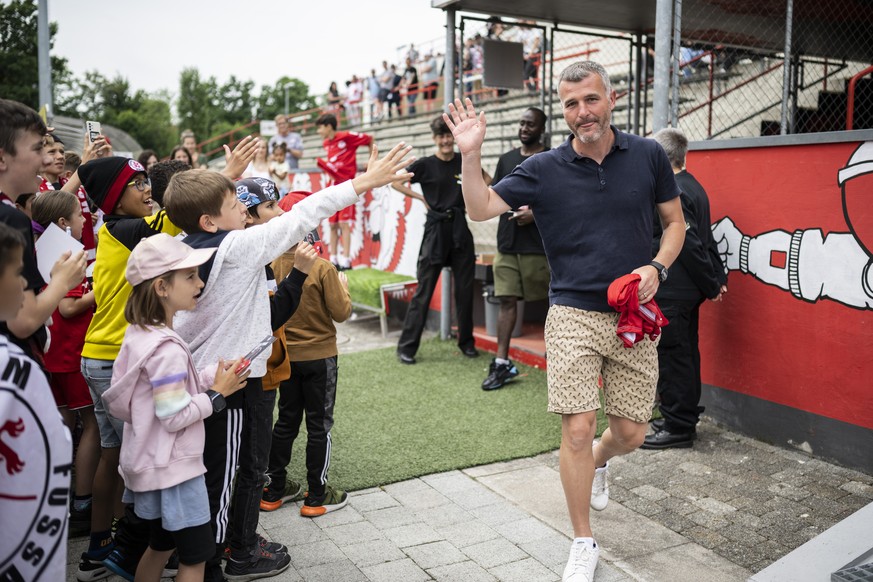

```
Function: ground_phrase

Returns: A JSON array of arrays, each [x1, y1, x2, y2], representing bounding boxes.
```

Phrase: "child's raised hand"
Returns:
[[337, 271, 349, 289], [294, 241, 318, 274], [213, 357, 249, 397], [352, 142, 415, 195], [222, 135, 257, 179]]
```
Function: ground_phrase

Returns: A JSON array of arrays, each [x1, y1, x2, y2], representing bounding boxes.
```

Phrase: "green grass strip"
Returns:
[[344, 268, 414, 309], [278, 338, 609, 492]]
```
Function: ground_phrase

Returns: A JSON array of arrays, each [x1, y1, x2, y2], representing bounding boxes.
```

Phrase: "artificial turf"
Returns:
[[344, 267, 415, 309], [278, 338, 609, 493]]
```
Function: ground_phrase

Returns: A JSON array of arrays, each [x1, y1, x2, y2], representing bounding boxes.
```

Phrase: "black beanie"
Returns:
[[78, 157, 147, 214]]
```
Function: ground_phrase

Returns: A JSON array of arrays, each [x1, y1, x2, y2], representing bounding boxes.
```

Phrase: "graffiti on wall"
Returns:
[[290, 172, 426, 277], [692, 139, 873, 431]]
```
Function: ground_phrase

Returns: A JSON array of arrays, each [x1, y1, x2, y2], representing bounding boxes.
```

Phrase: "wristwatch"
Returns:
[[650, 261, 668, 283], [206, 390, 226, 413]]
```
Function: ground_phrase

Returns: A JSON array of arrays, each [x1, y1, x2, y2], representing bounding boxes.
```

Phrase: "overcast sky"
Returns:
[[49, 0, 448, 103]]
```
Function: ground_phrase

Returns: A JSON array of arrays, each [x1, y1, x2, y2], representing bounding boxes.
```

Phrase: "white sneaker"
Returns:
[[562, 538, 600, 582], [590, 462, 609, 511]]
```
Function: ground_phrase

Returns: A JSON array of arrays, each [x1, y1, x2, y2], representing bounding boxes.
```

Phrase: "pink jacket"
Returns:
[[103, 324, 216, 492]]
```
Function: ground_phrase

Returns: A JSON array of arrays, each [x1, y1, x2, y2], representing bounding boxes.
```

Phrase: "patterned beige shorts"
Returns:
[[544, 304, 658, 423]]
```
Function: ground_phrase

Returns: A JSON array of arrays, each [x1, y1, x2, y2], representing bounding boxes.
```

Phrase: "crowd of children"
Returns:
[[0, 97, 413, 581]]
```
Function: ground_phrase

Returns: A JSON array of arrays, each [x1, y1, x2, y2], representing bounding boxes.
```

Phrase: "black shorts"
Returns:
[[146, 519, 213, 565], [423, 82, 438, 100]]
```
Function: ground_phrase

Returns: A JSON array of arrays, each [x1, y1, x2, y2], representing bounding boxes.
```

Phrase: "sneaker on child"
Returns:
[[260, 479, 303, 512], [301, 484, 348, 517], [101, 547, 137, 582], [224, 546, 291, 581], [590, 462, 609, 511], [481, 358, 519, 391], [76, 546, 113, 582], [562, 538, 600, 582]]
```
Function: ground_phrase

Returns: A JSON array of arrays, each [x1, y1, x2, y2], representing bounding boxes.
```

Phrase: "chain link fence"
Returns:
[[451, 5, 871, 252], [673, 0, 872, 139]]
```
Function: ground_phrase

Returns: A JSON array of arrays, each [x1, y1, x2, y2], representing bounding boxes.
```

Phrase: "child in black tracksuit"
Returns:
[[261, 191, 353, 516]]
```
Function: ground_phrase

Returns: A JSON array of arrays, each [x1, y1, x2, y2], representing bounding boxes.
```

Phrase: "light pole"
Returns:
[[283, 82, 295, 117]]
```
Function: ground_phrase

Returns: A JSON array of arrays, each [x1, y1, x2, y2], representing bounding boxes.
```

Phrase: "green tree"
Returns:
[[177, 67, 220, 142], [256, 77, 315, 120], [55, 70, 177, 154], [0, 0, 72, 110]]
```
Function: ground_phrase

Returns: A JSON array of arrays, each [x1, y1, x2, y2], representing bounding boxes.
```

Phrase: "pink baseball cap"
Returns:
[[126, 233, 215, 286]]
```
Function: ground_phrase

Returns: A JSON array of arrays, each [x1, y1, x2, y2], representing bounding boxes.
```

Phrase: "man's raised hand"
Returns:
[[352, 142, 415, 194], [443, 98, 487, 155]]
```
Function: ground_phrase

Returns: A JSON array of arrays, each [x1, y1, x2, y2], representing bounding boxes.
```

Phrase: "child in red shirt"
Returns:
[[315, 113, 373, 270], [31, 189, 99, 537]]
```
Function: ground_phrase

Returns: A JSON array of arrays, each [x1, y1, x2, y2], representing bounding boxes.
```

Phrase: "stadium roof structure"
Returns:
[[432, 0, 873, 62]]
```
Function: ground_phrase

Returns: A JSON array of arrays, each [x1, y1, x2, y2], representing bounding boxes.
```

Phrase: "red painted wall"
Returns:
[[690, 141, 873, 430]]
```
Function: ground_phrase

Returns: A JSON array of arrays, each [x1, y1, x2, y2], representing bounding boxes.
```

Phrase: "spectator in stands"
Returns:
[[402, 57, 420, 116], [346, 74, 364, 127], [268, 114, 304, 171], [518, 21, 542, 91], [315, 113, 373, 270], [137, 149, 159, 172], [405, 42, 420, 64], [326, 81, 344, 113], [367, 68, 383, 122], [393, 117, 482, 365], [482, 107, 550, 391], [181, 129, 207, 168], [171, 145, 193, 166], [378, 61, 393, 118], [385, 64, 403, 119], [269, 142, 291, 196], [242, 138, 272, 180], [419, 50, 440, 113]]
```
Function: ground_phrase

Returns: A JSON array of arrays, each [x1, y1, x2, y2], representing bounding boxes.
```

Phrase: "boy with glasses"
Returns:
[[69, 156, 183, 580]]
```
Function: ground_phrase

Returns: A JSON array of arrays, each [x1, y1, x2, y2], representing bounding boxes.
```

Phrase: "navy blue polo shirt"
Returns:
[[493, 127, 679, 312]]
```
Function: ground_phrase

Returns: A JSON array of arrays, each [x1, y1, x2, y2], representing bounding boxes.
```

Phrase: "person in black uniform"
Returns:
[[482, 107, 550, 390], [393, 117, 483, 364], [643, 127, 727, 449]]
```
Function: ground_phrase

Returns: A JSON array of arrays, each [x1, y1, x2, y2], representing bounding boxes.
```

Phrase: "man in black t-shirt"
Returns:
[[482, 108, 550, 391], [402, 57, 419, 116], [392, 117, 480, 364]]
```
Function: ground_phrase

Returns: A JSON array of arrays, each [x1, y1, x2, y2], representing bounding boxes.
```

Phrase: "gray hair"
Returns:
[[652, 128, 688, 169], [558, 61, 612, 95]]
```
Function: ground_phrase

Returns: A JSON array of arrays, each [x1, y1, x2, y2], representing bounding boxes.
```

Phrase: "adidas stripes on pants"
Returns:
[[202, 403, 243, 582]]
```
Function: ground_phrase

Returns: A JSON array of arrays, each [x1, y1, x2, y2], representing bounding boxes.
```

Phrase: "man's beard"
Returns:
[[570, 114, 610, 144]]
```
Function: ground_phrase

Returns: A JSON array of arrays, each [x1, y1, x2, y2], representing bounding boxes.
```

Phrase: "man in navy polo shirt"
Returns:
[[444, 61, 686, 582]]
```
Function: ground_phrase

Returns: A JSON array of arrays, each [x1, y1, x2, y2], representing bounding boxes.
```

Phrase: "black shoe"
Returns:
[[640, 428, 695, 450], [69, 503, 92, 538], [482, 359, 519, 391], [397, 352, 416, 365], [460, 346, 479, 358], [225, 547, 291, 581]]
